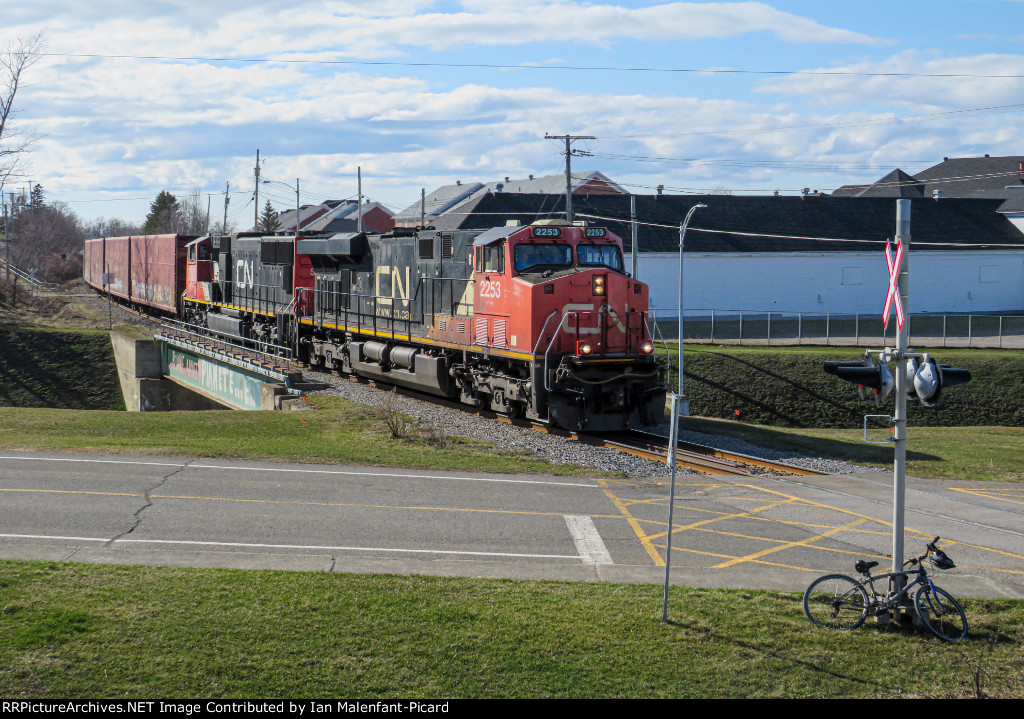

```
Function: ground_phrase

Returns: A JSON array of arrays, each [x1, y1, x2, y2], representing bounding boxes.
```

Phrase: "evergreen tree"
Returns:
[[143, 190, 180, 234], [258, 199, 280, 233], [30, 183, 44, 208]]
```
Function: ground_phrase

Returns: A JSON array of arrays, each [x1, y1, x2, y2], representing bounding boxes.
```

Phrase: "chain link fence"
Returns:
[[650, 309, 1024, 349]]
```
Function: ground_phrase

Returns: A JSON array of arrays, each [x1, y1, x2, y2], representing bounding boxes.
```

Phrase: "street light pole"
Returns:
[[677, 203, 707, 413]]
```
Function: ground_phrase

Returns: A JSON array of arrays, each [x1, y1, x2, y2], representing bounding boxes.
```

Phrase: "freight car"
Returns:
[[83, 222, 666, 430], [82, 233, 197, 314]]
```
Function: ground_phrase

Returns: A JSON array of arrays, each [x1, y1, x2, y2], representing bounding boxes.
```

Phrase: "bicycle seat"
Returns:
[[855, 560, 879, 575]]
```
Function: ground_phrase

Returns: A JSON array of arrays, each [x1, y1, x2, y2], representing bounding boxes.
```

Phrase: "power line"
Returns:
[[597, 102, 1024, 140], [41, 52, 1024, 79], [574, 212, 1024, 248]]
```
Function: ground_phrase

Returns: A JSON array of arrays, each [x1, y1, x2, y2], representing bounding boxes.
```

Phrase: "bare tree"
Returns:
[[179, 187, 210, 235], [1, 32, 45, 188]]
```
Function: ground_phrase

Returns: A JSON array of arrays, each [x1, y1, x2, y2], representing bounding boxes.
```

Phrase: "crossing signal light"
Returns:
[[912, 355, 971, 407], [824, 356, 894, 407]]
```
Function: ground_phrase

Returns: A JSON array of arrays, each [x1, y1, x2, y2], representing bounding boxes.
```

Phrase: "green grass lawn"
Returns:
[[0, 395, 603, 477], [1, 560, 1021, 699]]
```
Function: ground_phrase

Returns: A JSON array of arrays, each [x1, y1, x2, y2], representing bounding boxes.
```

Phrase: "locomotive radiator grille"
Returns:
[[475, 317, 488, 345], [493, 319, 507, 348]]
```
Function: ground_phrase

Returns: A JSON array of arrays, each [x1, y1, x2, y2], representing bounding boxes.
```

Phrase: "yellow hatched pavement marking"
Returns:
[[645, 499, 796, 543], [596, 478, 665, 566], [711, 517, 870, 568]]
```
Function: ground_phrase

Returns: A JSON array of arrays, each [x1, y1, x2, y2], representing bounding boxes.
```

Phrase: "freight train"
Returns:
[[83, 222, 666, 430]]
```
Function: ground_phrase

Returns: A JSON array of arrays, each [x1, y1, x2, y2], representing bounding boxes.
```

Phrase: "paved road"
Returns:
[[0, 450, 1021, 598]]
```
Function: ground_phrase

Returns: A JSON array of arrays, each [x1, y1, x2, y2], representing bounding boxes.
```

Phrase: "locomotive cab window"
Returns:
[[577, 244, 624, 272], [476, 244, 505, 274], [514, 243, 572, 272]]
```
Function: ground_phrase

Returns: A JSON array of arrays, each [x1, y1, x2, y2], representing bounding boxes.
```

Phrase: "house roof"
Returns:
[[834, 156, 1024, 200], [271, 199, 393, 232], [832, 169, 925, 198], [393, 172, 625, 224], [428, 193, 1024, 253], [912, 155, 1024, 197]]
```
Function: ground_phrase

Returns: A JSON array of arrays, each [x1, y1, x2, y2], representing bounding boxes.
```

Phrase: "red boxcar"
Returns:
[[82, 234, 194, 315]]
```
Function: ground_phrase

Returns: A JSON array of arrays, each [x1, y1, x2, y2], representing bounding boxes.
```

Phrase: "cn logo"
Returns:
[[235, 259, 254, 290]]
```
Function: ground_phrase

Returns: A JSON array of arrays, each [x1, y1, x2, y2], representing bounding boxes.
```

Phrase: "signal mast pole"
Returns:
[[545, 134, 595, 223], [891, 199, 911, 589]]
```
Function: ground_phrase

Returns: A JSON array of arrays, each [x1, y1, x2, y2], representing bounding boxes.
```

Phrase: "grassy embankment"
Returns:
[[665, 344, 1024, 482], [2, 560, 1022, 699]]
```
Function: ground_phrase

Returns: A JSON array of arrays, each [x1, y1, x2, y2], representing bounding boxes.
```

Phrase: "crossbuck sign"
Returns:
[[883, 238, 905, 331]]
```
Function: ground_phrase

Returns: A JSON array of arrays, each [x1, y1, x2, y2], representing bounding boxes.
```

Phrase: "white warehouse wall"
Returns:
[[627, 251, 1024, 316]]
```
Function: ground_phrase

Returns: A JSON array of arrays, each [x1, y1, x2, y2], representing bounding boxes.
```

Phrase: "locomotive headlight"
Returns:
[[577, 342, 593, 356], [592, 275, 606, 296], [640, 341, 654, 355]]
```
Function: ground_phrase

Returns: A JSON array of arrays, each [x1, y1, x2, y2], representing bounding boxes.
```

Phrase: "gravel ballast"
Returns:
[[303, 369, 881, 478]]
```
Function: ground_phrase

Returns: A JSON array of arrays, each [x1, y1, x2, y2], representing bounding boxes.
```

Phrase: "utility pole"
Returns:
[[630, 195, 638, 280], [223, 181, 230, 234], [357, 166, 363, 233], [545, 133, 595, 223], [295, 178, 300, 233], [254, 149, 261, 227], [420, 188, 426, 228]]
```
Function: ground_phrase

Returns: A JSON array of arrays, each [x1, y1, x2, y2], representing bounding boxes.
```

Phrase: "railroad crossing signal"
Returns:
[[825, 351, 970, 408], [912, 354, 972, 407], [883, 238, 905, 331], [824, 355, 894, 407]]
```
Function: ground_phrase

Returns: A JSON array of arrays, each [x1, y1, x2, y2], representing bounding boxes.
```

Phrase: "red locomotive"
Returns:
[[83, 220, 666, 430]]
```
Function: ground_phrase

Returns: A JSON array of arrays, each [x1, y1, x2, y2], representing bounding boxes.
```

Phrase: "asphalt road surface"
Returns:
[[0, 450, 1021, 598]]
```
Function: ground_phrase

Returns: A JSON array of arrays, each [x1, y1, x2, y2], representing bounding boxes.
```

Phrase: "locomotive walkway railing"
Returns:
[[301, 276, 474, 342]]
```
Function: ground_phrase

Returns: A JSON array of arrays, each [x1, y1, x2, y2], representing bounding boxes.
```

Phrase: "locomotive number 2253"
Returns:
[[479, 279, 502, 298]]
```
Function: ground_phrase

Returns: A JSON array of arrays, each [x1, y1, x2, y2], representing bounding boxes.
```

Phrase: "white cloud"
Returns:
[[756, 50, 1024, 110], [5, 1, 878, 65]]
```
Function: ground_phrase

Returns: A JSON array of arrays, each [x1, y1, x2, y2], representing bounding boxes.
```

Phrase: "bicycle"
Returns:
[[803, 536, 968, 642]]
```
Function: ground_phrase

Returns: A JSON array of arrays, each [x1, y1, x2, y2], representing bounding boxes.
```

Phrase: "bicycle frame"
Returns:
[[856, 566, 934, 619]]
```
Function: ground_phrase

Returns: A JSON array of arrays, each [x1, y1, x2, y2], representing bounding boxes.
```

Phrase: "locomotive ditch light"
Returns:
[[913, 354, 971, 407], [592, 275, 606, 296], [577, 341, 593, 356], [639, 341, 655, 355], [824, 355, 894, 407]]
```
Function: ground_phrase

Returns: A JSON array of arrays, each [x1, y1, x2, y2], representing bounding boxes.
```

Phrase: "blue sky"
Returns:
[[3, 0, 1024, 225]]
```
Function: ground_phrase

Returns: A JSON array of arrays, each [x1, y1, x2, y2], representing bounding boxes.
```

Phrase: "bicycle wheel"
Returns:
[[803, 574, 869, 630], [915, 585, 968, 642]]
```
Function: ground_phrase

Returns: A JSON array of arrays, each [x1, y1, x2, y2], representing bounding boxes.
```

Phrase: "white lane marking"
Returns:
[[564, 515, 613, 566], [0, 533, 580, 561], [0, 456, 599, 489]]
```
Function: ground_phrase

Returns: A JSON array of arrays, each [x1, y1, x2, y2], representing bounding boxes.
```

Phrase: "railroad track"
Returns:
[[358, 377, 824, 477], [583, 429, 828, 477]]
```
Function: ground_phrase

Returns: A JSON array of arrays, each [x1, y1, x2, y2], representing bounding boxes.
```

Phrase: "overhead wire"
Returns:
[[41, 52, 1024, 80]]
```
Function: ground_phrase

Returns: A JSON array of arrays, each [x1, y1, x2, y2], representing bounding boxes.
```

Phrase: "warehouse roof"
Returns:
[[430, 193, 1024, 253]]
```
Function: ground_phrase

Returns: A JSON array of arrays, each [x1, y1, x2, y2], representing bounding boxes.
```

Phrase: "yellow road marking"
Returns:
[[951, 488, 1024, 507], [596, 478, 665, 566], [711, 517, 869, 569], [645, 499, 795, 542], [0, 487, 621, 521]]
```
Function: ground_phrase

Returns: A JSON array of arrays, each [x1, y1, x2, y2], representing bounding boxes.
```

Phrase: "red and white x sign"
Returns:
[[883, 238, 905, 331]]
